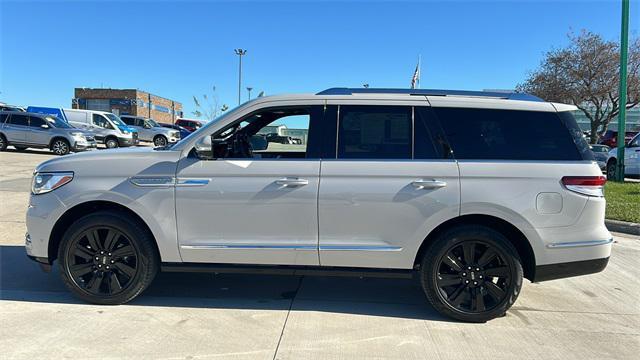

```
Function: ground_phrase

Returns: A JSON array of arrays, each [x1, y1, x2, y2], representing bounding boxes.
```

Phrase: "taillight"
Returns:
[[561, 176, 606, 197]]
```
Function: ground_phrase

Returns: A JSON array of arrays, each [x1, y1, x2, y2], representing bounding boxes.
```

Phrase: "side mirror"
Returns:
[[143, 123, 152, 129], [40, 124, 49, 129], [250, 135, 268, 151], [194, 135, 213, 159]]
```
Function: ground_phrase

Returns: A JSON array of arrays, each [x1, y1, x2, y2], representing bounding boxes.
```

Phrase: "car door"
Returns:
[[318, 104, 460, 269], [4, 114, 29, 143], [91, 113, 113, 140], [175, 104, 324, 266], [27, 116, 50, 145], [625, 134, 640, 176]]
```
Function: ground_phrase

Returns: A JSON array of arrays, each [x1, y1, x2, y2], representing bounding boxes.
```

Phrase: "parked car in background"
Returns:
[[606, 132, 640, 179], [0, 103, 26, 112], [64, 109, 138, 148], [0, 111, 96, 155], [159, 123, 191, 139], [590, 144, 610, 171], [175, 118, 204, 132], [598, 130, 637, 148], [27, 106, 68, 122], [120, 115, 180, 147], [26, 88, 611, 323]]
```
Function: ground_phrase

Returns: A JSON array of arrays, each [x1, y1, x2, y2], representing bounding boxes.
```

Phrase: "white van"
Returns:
[[64, 109, 138, 148]]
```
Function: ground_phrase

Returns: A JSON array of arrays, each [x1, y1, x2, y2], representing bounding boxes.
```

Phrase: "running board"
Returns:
[[161, 263, 415, 279]]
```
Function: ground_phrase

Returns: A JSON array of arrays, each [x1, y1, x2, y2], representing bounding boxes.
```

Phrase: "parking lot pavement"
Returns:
[[1, 150, 639, 359]]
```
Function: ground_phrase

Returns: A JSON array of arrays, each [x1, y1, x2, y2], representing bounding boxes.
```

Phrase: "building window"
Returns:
[[86, 99, 111, 112]]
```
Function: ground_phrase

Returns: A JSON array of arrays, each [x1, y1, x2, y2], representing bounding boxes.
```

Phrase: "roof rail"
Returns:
[[316, 88, 544, 102]]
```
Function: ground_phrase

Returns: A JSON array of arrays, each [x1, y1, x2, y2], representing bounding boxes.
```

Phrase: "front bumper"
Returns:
[[533, 256, 610, 282], [73, 141, 98, 151], [118, 136, 139, 147]]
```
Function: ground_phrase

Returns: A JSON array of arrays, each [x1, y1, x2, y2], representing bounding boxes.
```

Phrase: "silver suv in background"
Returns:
[[64, 109, 138, 148], [0, 111, 96, 155], [25, 88, 611, 322], [120, 115, 180, 147]]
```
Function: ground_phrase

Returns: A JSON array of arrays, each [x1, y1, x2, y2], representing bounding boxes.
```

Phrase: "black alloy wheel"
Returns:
[[420, 226, 523, 322], [58, 211, 158, 304], [64, 226, 139, 297]]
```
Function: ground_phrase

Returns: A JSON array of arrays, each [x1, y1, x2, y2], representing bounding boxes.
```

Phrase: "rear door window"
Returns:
[[8, 114, 29, 126], [434, 108, 587, 161], [337, 105, 412, 159], [121, 117, 134, 126]]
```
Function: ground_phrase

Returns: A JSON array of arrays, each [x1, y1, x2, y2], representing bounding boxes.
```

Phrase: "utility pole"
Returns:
[[234, 49, 247, 105], [615, 0, 629, 181], [247, 87, 253, 100]]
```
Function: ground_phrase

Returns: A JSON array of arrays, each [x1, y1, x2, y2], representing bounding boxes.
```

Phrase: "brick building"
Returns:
[[72, 88, 183, 124]]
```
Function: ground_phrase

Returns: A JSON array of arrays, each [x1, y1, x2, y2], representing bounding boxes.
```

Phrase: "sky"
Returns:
[[1, 0, 638, 120]]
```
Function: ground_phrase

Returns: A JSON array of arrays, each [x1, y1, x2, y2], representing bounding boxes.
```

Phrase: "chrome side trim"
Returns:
[[176, 178, 211, 187], [129, 176, 175, 187], [319, 245, 403, 252], [547, 238, 613, 249], [180, 244, 316, 250]]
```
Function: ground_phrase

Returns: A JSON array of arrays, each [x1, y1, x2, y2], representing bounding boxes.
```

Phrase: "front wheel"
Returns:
[[51, 139, 70, 155], [420, 225, 523, 322], [0, 135, 7, 151], [153, 135, 167, 147], [105, 137, 119, 149], [58, 211, 159, 305]]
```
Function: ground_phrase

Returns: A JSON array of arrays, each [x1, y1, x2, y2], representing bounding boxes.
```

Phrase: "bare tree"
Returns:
[[192, 86, 229, 120], [517, 31, 639, 143]]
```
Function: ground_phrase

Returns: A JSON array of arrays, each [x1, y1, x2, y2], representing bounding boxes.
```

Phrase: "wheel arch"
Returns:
[[48, 200, 160, 264], [413, 214, 536, 281]]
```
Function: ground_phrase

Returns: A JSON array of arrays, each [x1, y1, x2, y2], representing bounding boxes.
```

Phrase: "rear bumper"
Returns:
[[533, 256, 609, 282]]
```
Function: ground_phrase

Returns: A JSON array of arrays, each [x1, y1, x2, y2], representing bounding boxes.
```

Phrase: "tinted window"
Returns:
[[338, 105, 411, 159], [29, 116, 46, 127], [435, 108, 587, 161], [8, 114, 29, 126], [121, 117, 134, 125], [0, 114, 7, 123], [92, 114, 113, 129], [414, 107, 446, 159]]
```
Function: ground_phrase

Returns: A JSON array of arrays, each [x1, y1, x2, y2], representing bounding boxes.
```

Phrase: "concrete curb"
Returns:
[[606, 219, 640, 236]]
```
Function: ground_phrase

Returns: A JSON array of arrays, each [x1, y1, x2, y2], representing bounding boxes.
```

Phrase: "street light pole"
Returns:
[[234, 49, 247, 105], [615, 0, 629, 181], [247, 87, 253, 100]]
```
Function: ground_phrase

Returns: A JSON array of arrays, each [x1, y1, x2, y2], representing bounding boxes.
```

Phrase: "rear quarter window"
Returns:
[[434, 107, 592, 161]]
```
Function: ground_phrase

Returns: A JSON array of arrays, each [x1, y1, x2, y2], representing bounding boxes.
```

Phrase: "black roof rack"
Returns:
[[316, 87, 544, 102]]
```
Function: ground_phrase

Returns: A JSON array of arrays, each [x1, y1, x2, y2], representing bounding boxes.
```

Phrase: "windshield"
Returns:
[[104, 113, 127, 127], [147, 119, 160, 127], [45, 116, 73, 128]]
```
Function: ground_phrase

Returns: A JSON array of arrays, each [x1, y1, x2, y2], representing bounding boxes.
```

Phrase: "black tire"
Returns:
[[420, 225, 523, 322], [57, 211, 159, 305], [51, 138, 70, 155], [0, 135, 7, 151], [14, 146, 28, 151], [606, 159, 617, 180], [105, 137, 119, 149], [153, 135, 167, 147]]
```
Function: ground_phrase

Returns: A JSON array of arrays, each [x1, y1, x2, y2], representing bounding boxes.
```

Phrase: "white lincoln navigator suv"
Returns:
[[25, 88, 612, 322]]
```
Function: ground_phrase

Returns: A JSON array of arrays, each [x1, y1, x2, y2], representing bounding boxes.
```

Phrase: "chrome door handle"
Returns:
[[411, 179, 447, 189], [276, 178, 309, 187]]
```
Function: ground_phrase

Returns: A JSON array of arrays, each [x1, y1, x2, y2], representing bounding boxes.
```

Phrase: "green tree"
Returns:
[[517, 31, 639, 144]]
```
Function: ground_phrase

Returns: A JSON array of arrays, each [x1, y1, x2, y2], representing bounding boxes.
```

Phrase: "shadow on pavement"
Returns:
[[0, 245, 450, 321]]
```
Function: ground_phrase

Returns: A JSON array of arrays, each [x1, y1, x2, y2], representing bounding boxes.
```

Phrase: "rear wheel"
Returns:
[[606, 159, 617, 180], [51, 139, 70, 155], [58, 211, 159, 305], [420, 225, 523, 322], [105, 137, 119, 149], [0, 135, 7, 151]]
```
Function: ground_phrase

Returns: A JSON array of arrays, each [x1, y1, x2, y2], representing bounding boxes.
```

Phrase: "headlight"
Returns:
[[31, 172, 74, 195]]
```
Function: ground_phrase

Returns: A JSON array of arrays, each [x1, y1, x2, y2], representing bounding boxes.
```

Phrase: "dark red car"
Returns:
[[175, 118, 204, 132], [598, 130, 637, 147]]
